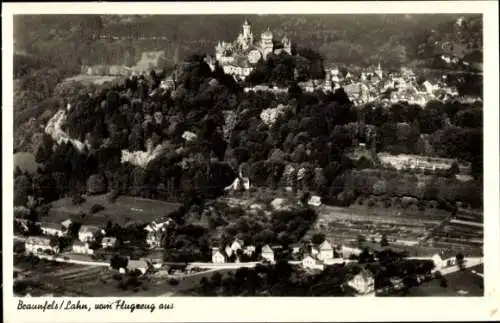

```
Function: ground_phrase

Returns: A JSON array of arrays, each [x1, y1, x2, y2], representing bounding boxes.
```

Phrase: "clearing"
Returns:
[[47, 194, 181, 226]]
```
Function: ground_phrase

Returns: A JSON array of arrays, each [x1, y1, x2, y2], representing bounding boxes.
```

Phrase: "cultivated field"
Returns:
[[62, 75, 120, 86], [47, 194, 181, 226], [428, 208, 483, 249], [311, 204, 448, 247]]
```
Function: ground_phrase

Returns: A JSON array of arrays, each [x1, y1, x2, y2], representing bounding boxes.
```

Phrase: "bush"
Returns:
[[72, 194, 86, 205], [90, 204, 105, 214], [168, 278, 179, 286]]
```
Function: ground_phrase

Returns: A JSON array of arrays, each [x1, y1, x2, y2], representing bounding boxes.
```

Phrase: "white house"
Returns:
[[101, 237, 117, 249], [261, 245, 275, 263], [347, 269, 375, 296], [308, 195, 322, 207], [40, 222, 64, 237], [61, 219, 72, 231], [318, 240, 334, 261], [243, 245, 256, 256], [432, 251, 457, 269], [25, 236, 57, 254], [72, 241, 94, 255], [231, 239, 244, 252], [144, 219, 171, 248], [212, 248, 226, 264], [302, 255, 324, 271], [78, 225, 103, 242], [225, 245, 234, 258]]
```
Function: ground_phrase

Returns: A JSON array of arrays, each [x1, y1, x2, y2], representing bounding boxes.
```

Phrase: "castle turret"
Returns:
[[260, 26, 274, 60]]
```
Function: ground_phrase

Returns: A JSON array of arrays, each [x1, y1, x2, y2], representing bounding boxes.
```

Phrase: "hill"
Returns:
[[14, 14, 482, 69]]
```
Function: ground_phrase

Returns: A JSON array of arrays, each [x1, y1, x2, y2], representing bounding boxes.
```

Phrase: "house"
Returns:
[[291, 244, 302, 255], [389, 277, 404, 290], [40, 222, 64, 237], [225, 245, 234, 258], [432, 250, 458, 269], [243, 245, 256, 256], [231, 239, 244, 252], [212, 247, 226, 264], [302, 255, 324, 271], [78, 225, 104, 242], [128, 259, 149, 275], [25, 236, 57, 254], [61, 219, 72, 231], [144, 219, 171, 248], [308, 195, 322, 207], [318, 239, 334, 261], [72, 241, 94, 255], [347, 269, 375, 296], [101, 237, 117, 249], [146, 250, 165, 269], [261, 245, 275, 263]]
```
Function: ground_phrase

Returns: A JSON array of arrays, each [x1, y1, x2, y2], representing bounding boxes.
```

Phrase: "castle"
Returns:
[[211, 19, 292, 80]]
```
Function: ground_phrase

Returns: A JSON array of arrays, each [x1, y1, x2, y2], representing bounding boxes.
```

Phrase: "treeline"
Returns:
[[14, 14, 482, 70]]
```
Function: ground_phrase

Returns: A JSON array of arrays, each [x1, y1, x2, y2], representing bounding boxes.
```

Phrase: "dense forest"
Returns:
[[14, 51, 483, 216], [14, 14, 482, 70]]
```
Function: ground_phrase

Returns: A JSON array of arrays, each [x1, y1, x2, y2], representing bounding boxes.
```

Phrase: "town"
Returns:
[[13, 15, 483, 297]]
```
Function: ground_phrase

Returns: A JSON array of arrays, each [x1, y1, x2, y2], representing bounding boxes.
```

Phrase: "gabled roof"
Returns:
[[319, 240, 333, 250], [40, 222, 62, 230], [26, 236, 52, 245], [79, 225, 101, 233], [261, 245, 273, 253]]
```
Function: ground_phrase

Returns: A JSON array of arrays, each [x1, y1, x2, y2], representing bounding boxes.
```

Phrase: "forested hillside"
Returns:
[[14, 14, 482, 69]]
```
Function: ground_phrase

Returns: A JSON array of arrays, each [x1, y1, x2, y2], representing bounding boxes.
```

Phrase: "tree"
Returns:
[[87, 174, 107, 195], [380, 235, 389, 247], [357, 234, 366, 247], [455, 253, 465, 270], [311, 233, 325, 245], [14, 175, 31, 206], [211, 272, 223, 287], [110, 254, 129, 270]]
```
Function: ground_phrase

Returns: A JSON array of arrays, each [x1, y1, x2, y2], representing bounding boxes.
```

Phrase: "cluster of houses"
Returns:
[[211, 237, 355, 270], [21, 215, 173, 258]]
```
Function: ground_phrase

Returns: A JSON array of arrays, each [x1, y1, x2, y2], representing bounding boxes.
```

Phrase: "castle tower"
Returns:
[[260, 26, 274, 60], [376, 61, 383, 79], [282, 35, 292, 55], [243, 19, 251, 38], [239, 19, 254, 50]]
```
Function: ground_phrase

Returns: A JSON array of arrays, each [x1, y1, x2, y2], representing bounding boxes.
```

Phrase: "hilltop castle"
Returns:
[[210, 19, 292, 80]]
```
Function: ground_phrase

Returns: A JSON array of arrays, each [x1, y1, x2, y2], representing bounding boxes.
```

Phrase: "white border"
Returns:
[[2, 2, 499, 323]]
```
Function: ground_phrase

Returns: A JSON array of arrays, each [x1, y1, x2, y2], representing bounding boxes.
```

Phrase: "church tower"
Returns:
[[260, 26, 274, 60]]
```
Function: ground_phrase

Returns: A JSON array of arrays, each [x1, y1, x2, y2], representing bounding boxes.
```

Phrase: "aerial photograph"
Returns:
[[13, 14, 483, 297]]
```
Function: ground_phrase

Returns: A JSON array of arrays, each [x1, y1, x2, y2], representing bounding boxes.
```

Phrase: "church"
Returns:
[[210, 19, 292, 81]]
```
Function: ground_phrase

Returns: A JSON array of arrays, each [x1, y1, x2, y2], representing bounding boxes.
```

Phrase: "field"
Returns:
[[428, 208, 483, 249], [14, 152, 39, 173], [405, 266, 484, 296], [62, 74, 120, 86], [47, 194, 181, 226], [14, 253, 233, 297], [311, 204, 448, 247]]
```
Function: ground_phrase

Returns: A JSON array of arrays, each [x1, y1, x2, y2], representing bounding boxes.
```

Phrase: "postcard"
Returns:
[[2, 1, 499, 322]]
